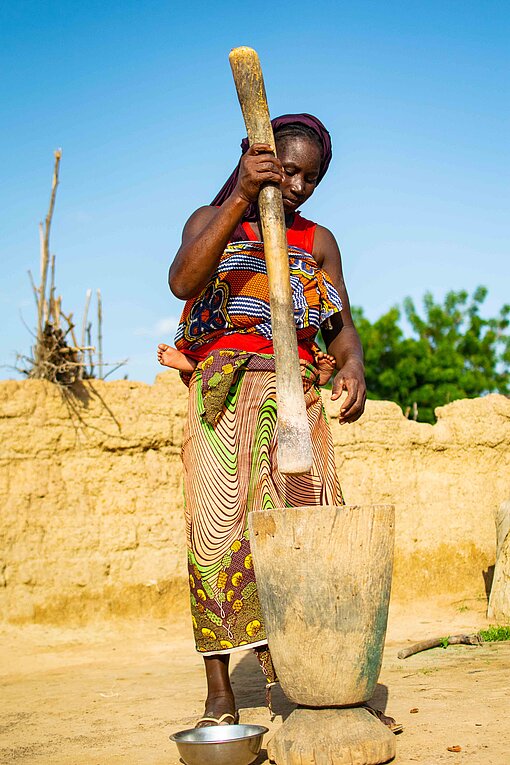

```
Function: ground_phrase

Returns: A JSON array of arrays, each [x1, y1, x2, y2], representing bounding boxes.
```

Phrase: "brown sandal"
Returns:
[[195, 712, 239, 727]]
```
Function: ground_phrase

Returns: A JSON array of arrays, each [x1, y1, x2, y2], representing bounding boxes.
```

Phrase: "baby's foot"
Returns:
[[315, 351, 336, 386], [157, 344, 196, 373]]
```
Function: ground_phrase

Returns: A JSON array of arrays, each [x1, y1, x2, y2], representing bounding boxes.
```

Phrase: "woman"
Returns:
[[167, 114, 367, 727]]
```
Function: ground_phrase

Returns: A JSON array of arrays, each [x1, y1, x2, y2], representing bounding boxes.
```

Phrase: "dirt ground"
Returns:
[[1, 596, 508, 765]]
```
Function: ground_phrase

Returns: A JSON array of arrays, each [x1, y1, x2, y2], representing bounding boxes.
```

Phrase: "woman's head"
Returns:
[[274, 123, 324, 214], [211, 113, 332, 221]]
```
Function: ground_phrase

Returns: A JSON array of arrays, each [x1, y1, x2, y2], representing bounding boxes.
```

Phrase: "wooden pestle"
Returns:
[[229, 46, 313, 474]]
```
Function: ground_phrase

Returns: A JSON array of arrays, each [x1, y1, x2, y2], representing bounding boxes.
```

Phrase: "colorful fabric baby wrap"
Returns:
[[174, 240, 343, 354]]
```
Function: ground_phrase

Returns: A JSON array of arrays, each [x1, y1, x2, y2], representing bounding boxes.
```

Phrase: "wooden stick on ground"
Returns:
[[229, 46, 313, 475], [398, 633, 481, 660]]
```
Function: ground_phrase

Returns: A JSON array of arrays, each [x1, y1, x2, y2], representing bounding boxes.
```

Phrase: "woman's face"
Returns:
[[276, 135, 322, 214]]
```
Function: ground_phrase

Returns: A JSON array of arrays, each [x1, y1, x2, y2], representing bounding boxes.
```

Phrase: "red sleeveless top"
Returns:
[[241, 213, 317, 253]]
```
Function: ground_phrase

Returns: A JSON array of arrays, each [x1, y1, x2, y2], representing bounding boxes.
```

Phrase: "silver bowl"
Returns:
[[170, 723, 268, 765]]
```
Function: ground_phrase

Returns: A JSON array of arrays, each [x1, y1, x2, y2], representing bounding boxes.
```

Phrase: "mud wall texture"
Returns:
[[1, 373, 508, 624]]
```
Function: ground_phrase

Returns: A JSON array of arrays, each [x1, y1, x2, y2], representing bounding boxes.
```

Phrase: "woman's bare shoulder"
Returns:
[[184, 205, 219, 233], [312, 224, 341, 267], [182, 205, 219, 241]]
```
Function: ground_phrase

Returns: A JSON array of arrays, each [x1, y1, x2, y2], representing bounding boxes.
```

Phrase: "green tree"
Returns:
[[352, 287, 510, 423]]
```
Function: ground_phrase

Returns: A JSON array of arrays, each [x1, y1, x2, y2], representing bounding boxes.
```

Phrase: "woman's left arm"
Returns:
[[313, 225, 366, 423]]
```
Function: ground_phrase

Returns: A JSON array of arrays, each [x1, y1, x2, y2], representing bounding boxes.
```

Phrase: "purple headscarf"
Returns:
[[211, 113, 332, 222]]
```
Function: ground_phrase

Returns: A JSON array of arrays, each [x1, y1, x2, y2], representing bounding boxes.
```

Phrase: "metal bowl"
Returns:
[[170, 723, 268, 765]]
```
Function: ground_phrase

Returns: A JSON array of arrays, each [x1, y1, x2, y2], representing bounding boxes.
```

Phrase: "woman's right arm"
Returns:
[[168, 144, 284, 300]]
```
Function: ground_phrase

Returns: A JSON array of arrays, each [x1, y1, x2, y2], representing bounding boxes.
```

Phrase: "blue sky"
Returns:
[[1, 1, 509, 383]]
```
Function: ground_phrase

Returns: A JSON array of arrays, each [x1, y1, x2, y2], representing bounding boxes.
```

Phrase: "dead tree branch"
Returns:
[[19, 149, 127, 385]]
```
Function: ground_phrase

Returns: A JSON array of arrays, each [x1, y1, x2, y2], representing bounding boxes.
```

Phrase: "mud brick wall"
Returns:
[[1, 373, 508, 623]]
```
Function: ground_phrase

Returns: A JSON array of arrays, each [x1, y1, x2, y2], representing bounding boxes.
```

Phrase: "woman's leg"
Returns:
[[196, 654, 237, 727]]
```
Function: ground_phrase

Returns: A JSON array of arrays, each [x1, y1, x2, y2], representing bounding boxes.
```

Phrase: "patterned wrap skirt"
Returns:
[[182, 363, 343, 658]]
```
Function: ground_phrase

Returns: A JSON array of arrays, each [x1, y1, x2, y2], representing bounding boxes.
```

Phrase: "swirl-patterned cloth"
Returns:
[[182, 364, 343, 657]]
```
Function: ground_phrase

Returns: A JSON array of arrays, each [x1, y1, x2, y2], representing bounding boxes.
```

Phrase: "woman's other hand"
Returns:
[[313, 227, 366, 424], [234, 144, 284, 204], [331, 358, 366, 424]]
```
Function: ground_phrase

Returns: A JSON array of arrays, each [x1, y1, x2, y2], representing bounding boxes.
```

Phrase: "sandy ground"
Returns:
[[0, 596, 508, 765]]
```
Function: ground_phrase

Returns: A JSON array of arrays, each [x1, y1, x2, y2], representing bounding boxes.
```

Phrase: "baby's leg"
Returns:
[[157, 344, 196, 373], [315, 351, 336, 386]]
